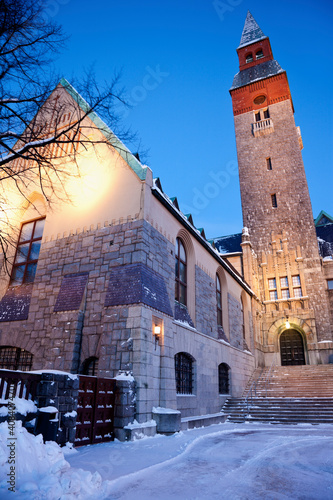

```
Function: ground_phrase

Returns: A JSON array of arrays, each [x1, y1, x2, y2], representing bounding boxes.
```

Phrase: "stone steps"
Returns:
[[223, 364, 333, 425]]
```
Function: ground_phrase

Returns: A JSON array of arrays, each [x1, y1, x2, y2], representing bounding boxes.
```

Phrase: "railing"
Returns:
[[0, 369, 41, 402], [242, 354, 277, 420], [262, 353, 277, 398], [252, 118, 274, 136], [243, 368, 264, 419]]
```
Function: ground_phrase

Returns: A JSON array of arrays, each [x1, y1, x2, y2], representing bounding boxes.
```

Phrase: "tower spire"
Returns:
[[239, 11, 267, 49]]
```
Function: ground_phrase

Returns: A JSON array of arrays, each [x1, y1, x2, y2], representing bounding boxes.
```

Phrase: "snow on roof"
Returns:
[[230, 60, 285, 91], [238, 11, 268, 49]]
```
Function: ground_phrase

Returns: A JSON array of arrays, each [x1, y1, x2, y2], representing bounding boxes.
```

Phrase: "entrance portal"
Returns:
[[280, 329, 305, 366]]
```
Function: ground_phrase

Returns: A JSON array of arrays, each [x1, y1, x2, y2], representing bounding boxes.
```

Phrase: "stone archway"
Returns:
[[279, 329, 305, 366], [267, 316, 312, 366]]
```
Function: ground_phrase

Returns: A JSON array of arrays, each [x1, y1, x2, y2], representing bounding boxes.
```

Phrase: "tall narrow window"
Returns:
[[264, 109, 270, 119], [268, 278, 277, 300], [271, 194, 277, 208], [218, 363, 230, 394], [241, 298, 245, 339], [175, 238, 187, 305], [216, 275, 222, 326], [292, 275, 302, 298], [266, 157, 272, 170], [175, 352, 193, 394], [255, 112, 261, 122], [246, 53, 253, 63], [280, 276, 290, 299], [10, 217, 46, 286]]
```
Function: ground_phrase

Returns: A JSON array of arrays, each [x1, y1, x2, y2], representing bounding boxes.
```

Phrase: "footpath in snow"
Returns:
[[1, 421, 333, 499]]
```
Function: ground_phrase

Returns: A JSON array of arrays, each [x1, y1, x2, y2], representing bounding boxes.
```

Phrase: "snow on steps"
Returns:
[[223, 364, 333, 425]]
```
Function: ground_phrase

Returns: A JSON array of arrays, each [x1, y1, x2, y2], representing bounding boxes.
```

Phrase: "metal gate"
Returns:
[[75, 376, 116, 446], [280, 330, 305, 366]]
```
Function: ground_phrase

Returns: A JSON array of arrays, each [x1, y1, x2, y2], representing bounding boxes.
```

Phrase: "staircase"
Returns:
[[223, 365, 333, 424]]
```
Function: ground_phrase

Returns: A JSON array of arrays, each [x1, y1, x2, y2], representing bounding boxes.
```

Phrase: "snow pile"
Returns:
[[0, 397, 37, 417], [0, 422, 106, 499]]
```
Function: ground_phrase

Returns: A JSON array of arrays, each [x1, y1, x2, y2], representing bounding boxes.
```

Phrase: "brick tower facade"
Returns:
[[230, 12, 333, 364]]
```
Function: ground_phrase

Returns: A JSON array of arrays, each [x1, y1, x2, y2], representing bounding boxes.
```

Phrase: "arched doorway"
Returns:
[[280, 329, 305, 366]]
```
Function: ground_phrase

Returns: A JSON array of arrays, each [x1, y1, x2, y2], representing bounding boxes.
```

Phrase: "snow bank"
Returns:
[[0, 422, 106, 499], [0, 397, 37, 417], [152, 407, 180, 415], [114, 371, 135, 381]]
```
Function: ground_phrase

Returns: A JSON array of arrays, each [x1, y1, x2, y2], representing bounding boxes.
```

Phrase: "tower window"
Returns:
[[292, 275, 303, 298], [328, 280, 333, 290], [10, 217, 46, 286], [256, 49, 264, 59], [280, 277, 290, 299], [264, 109, 270, 119], [271, 194, 277, 208], [246, 53, 253, 63], [268, 278, 277, 300], [266, 157, 272, 170]]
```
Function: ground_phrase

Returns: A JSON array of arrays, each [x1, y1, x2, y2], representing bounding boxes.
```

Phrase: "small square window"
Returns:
[[269, 290, 278, 301], [268, 278, 276, 289], [281, 289, 290, 299], [294, 288, 302, 298]]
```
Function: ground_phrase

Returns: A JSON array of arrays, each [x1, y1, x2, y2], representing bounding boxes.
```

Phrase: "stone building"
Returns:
[[0, 12, 332, 430]]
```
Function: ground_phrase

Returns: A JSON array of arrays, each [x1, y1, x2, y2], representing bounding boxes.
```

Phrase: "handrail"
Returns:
[[242, 354, 277, 420], [243, 368, 264, 419], [263, 353, 277, 398]]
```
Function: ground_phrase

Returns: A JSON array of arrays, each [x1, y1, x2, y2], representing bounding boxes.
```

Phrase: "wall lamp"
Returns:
[[285, 317, 290, 329]]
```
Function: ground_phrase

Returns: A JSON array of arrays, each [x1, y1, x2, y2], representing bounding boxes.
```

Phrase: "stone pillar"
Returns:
[[35, 372, 79, 445], [113, 376, 136, 441]]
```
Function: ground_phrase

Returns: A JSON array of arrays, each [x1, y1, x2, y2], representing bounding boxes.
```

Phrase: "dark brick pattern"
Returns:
[[0, 284, 33, 322], [174, 301, 195, 328], [54, 273, 89, 312], [105, 263, 172, 316]]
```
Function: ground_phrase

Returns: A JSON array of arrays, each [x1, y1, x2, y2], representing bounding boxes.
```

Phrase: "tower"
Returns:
[[230, 12, 332, 364]]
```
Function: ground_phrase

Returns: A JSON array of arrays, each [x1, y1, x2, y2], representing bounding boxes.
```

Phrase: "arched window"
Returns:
[[256, 49, 264, 59], [216, 274, 222, 326], [175, 238, 187, 305], [246, 53, 253, 63], [10, 217, 46, 286], [81, 357, 98, 376], [0, 346, 33, 371], [218, 363, 230, 394], [175, 352, 194, 394]]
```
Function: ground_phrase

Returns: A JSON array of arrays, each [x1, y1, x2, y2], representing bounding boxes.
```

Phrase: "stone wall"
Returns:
[[195, 266, 217, 339]]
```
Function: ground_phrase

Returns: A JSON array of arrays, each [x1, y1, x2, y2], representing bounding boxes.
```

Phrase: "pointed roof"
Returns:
[[238, 11, 267, 49]]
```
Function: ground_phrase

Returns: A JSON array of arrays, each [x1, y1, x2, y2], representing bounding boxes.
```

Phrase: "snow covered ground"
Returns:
[[1, 421, 333, 499]]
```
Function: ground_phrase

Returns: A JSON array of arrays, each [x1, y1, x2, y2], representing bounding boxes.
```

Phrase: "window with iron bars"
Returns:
[[175, 352, 194, 394], [0, 346, 33, 371]]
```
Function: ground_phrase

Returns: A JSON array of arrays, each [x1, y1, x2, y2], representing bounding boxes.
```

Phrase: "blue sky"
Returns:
[[51, 0, 333, 238]]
